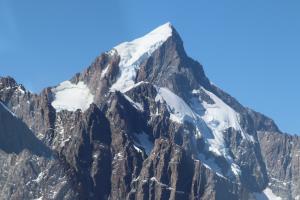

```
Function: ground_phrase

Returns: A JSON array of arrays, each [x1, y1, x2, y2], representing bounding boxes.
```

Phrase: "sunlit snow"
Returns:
[[198, 88, 255, 159], [200, 88, 254, 142], [155, 87, 195, 123], [155, 86, 249, 177], [254, 187, 282, 200], [111, 22, 173, 92], [51, 81, 94, 112], [33, 170, 46, 183]]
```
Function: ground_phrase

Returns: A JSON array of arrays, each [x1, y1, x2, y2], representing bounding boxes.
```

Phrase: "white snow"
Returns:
[[149, 177, 185, 194], [199, 88, 255, 158], [155, 87, 195, 123], [254, 187, 282, 200], [93, 152, 99, 159], [100, 67, 109, 79], [113, 152, 124, 162], [201, 88, 250, 139], [100, 64, 110, 79], [0, 102, 16, 117], [60, 137, 71, 148], [0, 85, 25, 94], [33, 171, 46, 183], [36, 132, 44, 140], [16, 85, 25, 94], [270, 177, 290, 186], [202, 88, 255, 155], [155, 87, 230, 157], [230, 163, 242, 176], [111, 22, 173, 92], [155, 87, 247, 177], [121, 81, 149, 92], [51, 81, 94, 112], [133, 144, 143, 153]]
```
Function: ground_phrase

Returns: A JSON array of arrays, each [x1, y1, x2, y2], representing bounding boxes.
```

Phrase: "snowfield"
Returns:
[[111, 22, 173, 92], [154, 86, 249, 177], [155, 87, 196, 123], [51, 81, 94, 112]]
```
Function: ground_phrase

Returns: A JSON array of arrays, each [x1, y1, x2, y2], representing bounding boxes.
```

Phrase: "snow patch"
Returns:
[[253, 187, 282, 200], [270, 177, 290, 187], [51, 81, 94, 112], [201, 88, 254, 143], [123, 81, 149, 92], [100, 64, 110, 79], [33, 171, 46, 183], [36, 132, 44, 140], [231, 163, 241, 176], [155, 87, 245, 177], [197, 88, 255, 176], [111, 22, 172, 92], [17, 85, 25, 94], [155, 87, 195, 123], [133, 144, 143, 153]]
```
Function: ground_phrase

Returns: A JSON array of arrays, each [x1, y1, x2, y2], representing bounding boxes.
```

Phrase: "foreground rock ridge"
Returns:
[[0, 22, 299, 200]]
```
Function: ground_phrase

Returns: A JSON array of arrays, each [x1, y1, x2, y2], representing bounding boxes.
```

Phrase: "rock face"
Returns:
[[0, 22, 299, 200], [0, 102, 78, 200]]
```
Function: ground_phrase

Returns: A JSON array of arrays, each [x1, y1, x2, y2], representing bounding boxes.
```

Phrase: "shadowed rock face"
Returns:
[[0, 102, 78, 200], [0, 23, 299, 200], [0, 102, 51, 156]]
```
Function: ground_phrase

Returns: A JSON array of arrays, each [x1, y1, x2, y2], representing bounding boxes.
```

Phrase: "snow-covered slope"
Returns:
[[154, 86, 252, 177], [155, 87, 196, 123], [111, 22, 173, 92], [51, 81, 94, 112]]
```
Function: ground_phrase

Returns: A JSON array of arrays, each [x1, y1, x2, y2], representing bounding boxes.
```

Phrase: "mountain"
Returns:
[[0, 22, 299, 200]]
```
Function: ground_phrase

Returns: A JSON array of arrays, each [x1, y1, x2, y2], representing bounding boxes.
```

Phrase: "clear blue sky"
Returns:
[[1, 0, 300, 135]]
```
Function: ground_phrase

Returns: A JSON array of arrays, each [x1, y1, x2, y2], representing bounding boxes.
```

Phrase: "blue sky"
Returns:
[[1, 0, 300, 135]]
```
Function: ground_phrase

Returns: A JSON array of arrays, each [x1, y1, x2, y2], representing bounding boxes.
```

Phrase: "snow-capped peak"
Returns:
[[111, 22, 173, 92]]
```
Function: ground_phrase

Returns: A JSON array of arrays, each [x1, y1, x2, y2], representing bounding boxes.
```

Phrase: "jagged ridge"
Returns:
[[0, 23, 299, 200]]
